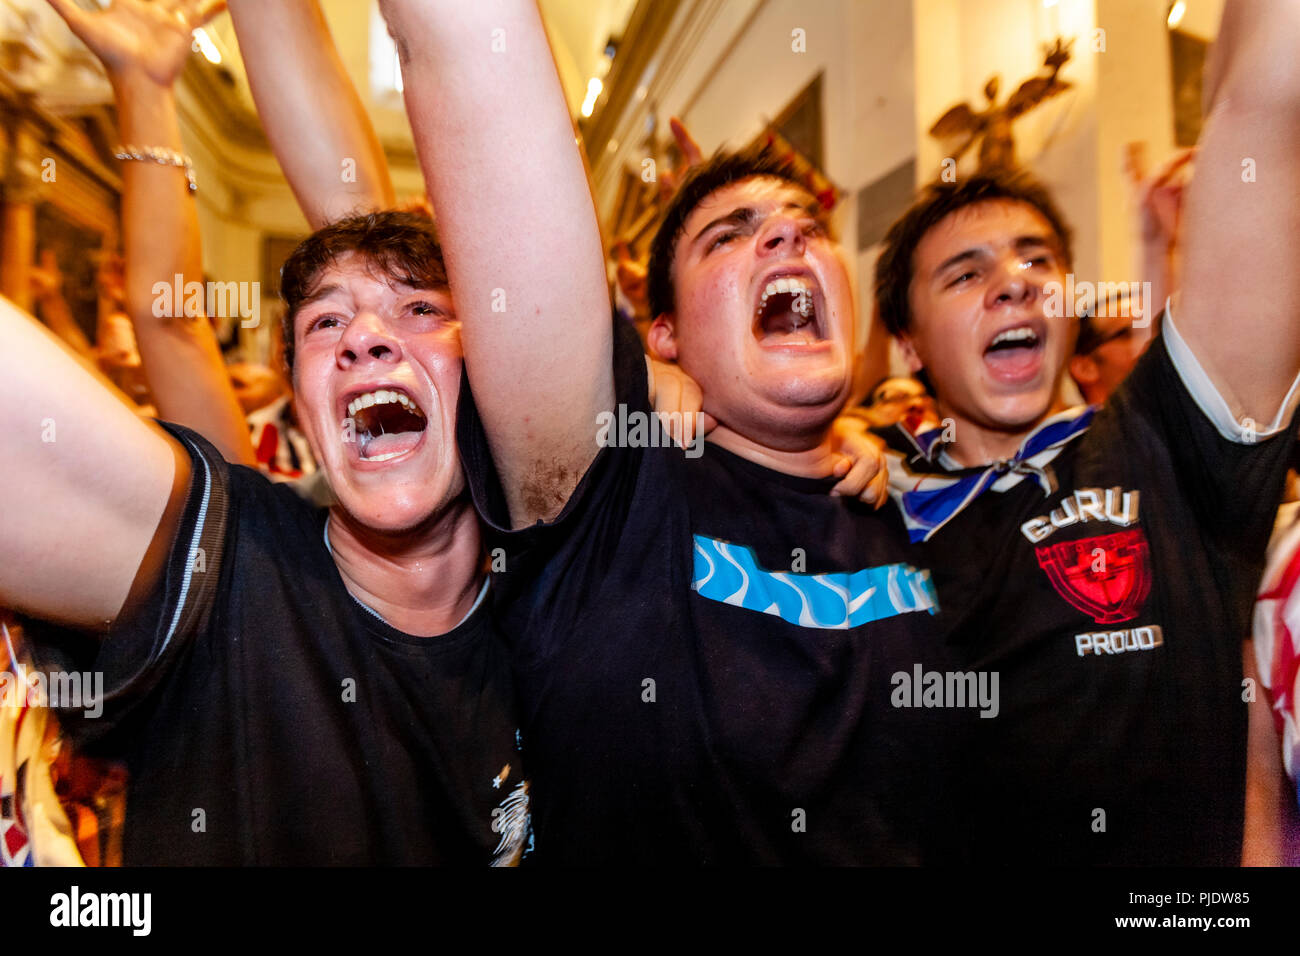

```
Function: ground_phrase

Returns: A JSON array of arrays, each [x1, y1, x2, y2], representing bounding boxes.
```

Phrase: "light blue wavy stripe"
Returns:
[[691, 534, 938, 629]]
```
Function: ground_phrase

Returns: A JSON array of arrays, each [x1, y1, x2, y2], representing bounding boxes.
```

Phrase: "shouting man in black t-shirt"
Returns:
[[2, 209, 532, 865], [382, 1, 954, 864], [864, 0, 1300, 864]]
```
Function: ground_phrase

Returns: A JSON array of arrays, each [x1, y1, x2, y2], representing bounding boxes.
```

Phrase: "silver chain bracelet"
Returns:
[[112, 144, 197, 193]]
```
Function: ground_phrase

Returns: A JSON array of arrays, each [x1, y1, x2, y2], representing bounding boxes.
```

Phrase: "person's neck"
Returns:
[[326, 497, 484, 637], [706, 423, 839, 478], [934, 397, 1070, 468]]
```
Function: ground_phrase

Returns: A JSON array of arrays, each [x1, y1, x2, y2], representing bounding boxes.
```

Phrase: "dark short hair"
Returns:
[[279, 210, 447, 373], [1073, 288, 1140, 355], [647, 145, 808, 320], [875, 171, 1073, 338], [1074, 313, 1115, 356]]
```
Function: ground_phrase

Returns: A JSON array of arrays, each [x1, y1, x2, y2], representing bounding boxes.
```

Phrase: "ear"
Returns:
[[1068, 353, 1099, 387], [647, 313, 679, 361], [896, 333, 924, 374]]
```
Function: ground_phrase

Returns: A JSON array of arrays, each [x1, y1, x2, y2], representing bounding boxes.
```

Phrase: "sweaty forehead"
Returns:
[[301, 254, 450, 306], [917, 199, 1057, 265], [681, 176, 819, 237]]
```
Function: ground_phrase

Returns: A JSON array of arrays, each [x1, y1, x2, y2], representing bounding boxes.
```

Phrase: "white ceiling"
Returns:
[[201, 0, 639, 121]]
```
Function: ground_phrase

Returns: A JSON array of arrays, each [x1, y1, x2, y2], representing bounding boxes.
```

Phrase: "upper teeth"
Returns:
[[346, 389, 423, 419], [759, 277, 815, 317], [991, 327, 1037, 347]]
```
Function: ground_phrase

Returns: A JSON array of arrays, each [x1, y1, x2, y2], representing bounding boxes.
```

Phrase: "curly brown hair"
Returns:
[[279, 210, 447, 373]]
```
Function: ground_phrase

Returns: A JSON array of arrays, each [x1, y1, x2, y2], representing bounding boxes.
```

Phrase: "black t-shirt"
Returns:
[[457, 320, 957, 865], [27, 425, 529, 866], [879, 327, 1298, 865]]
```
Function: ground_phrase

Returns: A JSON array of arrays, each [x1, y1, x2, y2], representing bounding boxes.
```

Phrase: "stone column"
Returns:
[[0, 114, 41, 312]]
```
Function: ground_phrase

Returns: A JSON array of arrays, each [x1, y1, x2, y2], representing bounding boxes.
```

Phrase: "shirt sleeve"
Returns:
[[24, 422, 231, 741], [1107, 308, 1300, 551], [1161, 304, 1300, 443]]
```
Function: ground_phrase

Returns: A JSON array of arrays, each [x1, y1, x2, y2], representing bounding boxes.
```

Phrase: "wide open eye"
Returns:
[[404, 298, 453, 323], [309, 314, 343, 332]]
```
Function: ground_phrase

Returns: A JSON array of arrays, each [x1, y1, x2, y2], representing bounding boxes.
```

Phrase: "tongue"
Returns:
[[984, 343, 1042, 383], [767, 310, 811, 334], [760, 308, 819, 345], [362, 430, 423, 460]]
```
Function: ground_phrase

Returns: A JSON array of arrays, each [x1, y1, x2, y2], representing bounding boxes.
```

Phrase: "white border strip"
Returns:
[[159, 435, 212, 654], [1163, 298, 1300, 444]]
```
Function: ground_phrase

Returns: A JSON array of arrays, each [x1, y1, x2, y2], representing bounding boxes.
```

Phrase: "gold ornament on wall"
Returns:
[[929, 37, 1074, 173]]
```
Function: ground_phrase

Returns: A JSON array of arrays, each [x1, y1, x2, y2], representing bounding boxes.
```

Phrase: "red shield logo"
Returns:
[[1034, 528, 1151, 625]]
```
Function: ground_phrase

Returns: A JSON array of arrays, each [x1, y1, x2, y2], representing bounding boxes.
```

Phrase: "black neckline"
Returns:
[[700, 440, 843, 495]]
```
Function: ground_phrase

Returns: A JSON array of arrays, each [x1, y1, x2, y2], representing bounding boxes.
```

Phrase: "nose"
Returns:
[[755, 212, 806, 258], [987, 255, 1039, 310], [337, 311, 402, 368]]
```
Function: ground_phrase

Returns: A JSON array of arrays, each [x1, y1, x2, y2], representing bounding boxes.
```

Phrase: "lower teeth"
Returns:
[[362, 451, 404, 462]]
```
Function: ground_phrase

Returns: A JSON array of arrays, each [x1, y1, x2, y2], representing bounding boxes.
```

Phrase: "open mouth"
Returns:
[[753, 275, 826, 346], [983, 322, 1046, 383], [344, 387, 428, 462]]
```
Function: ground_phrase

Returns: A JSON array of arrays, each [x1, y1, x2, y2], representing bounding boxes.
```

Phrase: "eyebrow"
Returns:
[[297, 283, 344, 310], [933, 248, 985, 277], [691, 201, 825, 245], [693, 206, 759, 243], [933, 234, 1057, 278], [1013, 234, 1056, 254], [292, 283, 347, 336]]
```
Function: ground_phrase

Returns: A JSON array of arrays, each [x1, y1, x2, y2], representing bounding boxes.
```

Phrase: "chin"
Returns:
[[339, 494, 445, 536], [981, 389, 1057, 430], [323, 460, 450, 529], [774, 375, 850, 414], [754, 355, 849, 399], [741, 384, 848, 441]]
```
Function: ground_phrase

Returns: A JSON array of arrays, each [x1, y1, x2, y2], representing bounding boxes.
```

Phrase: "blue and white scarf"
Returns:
[[887, 406, 1097, 542]]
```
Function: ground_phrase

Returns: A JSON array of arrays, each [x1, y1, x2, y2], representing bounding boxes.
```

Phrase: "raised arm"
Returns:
[[0, 296, 185, 629], [47, 0, 254, 465], [228, 0, 394, 229], [1175, 0, 1300, 425], [380, 0, 614, 526]]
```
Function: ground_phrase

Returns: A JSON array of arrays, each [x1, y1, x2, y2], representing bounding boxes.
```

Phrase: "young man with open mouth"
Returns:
[[382, 0, 953, 864], [866, 0, 1300, 864], [5, 205, 534, 865], [0, 0, 537, 867]]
